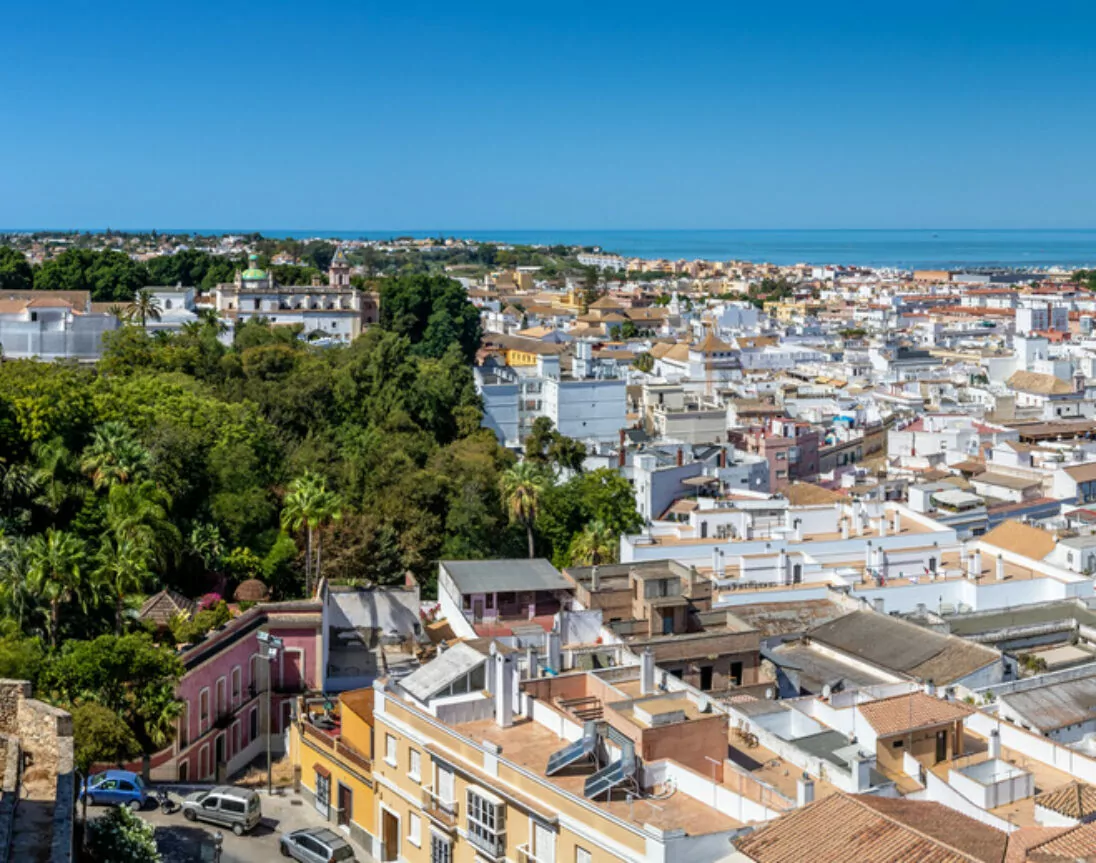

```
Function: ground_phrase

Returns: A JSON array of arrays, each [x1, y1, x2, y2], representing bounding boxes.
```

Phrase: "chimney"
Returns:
[[719, 448, 727, 468], [794, 520, 803, 543], [796, 773, 815, 807], [865, 540, 873, 572], [989, 728, 1001, 759], [873, 597, 885, 613], [878, 517, 886, 538], [640, 647, 655, 695], [526, 646, 538, 679], [779, 549, 789, 584], [493, 644, 514, 728], [546, 629, 562, 673], [840, 519, 850, 541], [923, 679, 936, 697], [619, 429, 627, 468], [879, 549, 888, 579], [959, 543, 969, 572], [591, 565, 600, 591], [970, 549, 982, 580], [677, 448, 684, 467], [893, 511, 902, 534], [851, 755, 872, 792], [996, 554, 1006, 582]]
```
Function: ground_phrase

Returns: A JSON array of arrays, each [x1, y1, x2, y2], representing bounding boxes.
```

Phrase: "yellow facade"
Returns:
[[289, 690, 376, 851], [371, 685, 647, 863], [503, 349, 542, 367]]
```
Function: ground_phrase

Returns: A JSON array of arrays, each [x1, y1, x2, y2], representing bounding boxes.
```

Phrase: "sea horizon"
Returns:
[[6, 227, 1096, 269]]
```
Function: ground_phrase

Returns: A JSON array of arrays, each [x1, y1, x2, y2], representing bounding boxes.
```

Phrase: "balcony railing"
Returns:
[[516, 844, 551, 863], [421, 786, 458, 830], [468, 829, 506, 860], [300, 721, 372, 776]]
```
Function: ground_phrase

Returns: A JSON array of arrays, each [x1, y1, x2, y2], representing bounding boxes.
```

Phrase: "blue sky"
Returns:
[[2, 0, 1095, 230]]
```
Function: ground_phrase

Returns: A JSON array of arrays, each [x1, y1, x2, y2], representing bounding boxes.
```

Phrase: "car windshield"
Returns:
[[193, 791, 210, 803]]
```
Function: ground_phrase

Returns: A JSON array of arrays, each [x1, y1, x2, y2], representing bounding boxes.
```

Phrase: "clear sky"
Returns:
[[3, 0, 1095, 231]]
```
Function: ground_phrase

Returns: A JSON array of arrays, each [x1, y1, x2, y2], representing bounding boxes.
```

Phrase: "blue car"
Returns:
[[80, 770, 148, 810]]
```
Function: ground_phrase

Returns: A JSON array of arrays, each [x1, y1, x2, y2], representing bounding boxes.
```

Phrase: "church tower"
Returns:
[[329, 246, 351, 288]]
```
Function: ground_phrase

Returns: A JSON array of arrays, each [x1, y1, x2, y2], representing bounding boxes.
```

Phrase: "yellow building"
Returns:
[[289, 689, 376, 850], [367, 642, 746, 863]]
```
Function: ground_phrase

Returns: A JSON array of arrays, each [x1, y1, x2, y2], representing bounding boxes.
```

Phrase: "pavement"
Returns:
[[85, 787, 375, 863]]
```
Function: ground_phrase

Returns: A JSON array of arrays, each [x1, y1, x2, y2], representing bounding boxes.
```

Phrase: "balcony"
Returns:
[[468, 829, 506, 860], [421, 786, 458, 831], [300, 721, 372, 777], [516, 845, 551, 863]]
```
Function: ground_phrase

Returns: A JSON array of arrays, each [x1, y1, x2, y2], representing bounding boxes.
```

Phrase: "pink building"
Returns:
[[146, 601, 322, 782]]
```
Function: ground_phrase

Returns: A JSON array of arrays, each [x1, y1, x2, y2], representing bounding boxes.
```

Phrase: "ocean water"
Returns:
[[20, 228, 1096, 269]]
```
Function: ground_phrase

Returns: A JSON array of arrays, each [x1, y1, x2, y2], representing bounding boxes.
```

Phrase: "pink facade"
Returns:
[[149, 602, 321, 782]]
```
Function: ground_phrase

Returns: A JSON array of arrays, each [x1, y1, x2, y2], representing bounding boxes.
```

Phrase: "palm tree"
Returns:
[[281, 472, 342, 597], [500, 462, 550, 559], [313, 486, 343, 584], [570, 519, 617, 566], [106, 303, 126, 320], [25, 528, 89, 648], [30, 438, 77, 526], [80, 421, 150, 490], [133, 687, 183, 782], [95, 534, 153, 635], [0, 534, 33, 630], [127, 289, 162, 328], [197, 307, 229, 336], [104, 480, 181, 573]]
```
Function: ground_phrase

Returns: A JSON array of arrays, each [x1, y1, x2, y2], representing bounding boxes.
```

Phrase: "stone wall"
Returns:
[[17, 698, 73, 778]]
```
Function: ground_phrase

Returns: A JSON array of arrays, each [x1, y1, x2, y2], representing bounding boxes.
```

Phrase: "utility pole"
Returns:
[[257, 631, 284, 796]]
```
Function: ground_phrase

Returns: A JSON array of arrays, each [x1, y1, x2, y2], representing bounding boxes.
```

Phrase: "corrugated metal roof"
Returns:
[[440, 559, 571, 594]]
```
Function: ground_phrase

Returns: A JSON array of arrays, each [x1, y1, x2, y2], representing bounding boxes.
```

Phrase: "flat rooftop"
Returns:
[[453, 716, 743, 834]]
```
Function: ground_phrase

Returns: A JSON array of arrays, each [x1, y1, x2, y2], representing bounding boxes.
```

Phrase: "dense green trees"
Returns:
[[380, 274, 483, 362], [35, 249, 149, 302], [0, 247, 33, 292]]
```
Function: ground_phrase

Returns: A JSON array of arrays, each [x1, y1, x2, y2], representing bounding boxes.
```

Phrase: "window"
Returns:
[[385, 733, 398, 766], [576, 848, 592, 863], [408, 813, 422, 847], [409, 748, 422, 782], [431, 834, 453, 863], [892, 739, 905, 748], [776, 469, 787, 478], [231, 667, 241, 705], [466, 787, 505, 856], [775, 451, 787, 460], [222, 798, 246, 814], [198, 689, 210, 730]]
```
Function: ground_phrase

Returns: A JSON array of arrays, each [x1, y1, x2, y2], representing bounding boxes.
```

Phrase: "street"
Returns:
[[87, 788, 374, 863]]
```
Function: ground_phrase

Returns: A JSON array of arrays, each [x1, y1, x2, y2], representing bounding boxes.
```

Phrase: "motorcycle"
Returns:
[[154, 788, 176, 815]]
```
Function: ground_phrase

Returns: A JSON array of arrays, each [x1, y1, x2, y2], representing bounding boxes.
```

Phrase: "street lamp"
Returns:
[[257, 630, 284, 795]]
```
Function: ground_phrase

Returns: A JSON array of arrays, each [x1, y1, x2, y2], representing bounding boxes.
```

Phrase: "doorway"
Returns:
[[214, 734, 225, 769], [381, 809, 399, 862], [473, 599, 484, 621], [935, 730, 948, 763], [730, 661, 744, 686], [337, 783, 352, 828], [700, 665, 714, 691]]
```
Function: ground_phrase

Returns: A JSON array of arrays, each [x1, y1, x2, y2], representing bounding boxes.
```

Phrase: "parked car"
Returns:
[[79, 770, 148, 810], [181, 786, 262, 836], [280, 827, 356, 862]]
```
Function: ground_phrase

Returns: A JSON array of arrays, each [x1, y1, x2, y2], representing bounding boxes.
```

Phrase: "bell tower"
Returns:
[[329, 246, 351, 288]]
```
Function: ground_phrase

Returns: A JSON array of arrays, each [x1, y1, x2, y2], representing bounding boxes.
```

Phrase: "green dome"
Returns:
[[241, 268, 267, 280]]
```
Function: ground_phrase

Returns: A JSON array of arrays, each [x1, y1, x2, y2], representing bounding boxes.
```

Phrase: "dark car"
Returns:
[[280, 827, 356, 862]]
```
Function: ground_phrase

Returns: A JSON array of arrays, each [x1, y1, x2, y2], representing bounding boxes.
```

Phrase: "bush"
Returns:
[[169, 600, 231, 645], [86, 805, 161, 862]]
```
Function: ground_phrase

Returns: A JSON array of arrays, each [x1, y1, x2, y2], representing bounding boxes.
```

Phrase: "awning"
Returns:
[[313, 763, 331, 779]]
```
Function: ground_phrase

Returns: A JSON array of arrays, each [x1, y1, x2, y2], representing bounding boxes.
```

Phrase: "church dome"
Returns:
[[241, 253, 267, 280]]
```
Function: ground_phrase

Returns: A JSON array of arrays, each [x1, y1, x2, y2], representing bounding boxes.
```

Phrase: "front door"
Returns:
[[215, 733, 225, 770], [935, 730, 948, 763], [473, 599, 484, 621], [337, 783, 352, 828], [381, 810, 399, 862]]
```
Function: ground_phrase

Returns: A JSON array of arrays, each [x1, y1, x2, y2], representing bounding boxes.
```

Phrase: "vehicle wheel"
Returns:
[[232, 823, 244, 837], [184, 808, 197, 822], [280, 844, 292, 858], [128, 799, 142, 812]]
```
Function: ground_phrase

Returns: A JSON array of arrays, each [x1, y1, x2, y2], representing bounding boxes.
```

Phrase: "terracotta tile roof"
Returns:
[[1034, 781, 1096, 821], [1007, 370, 1075, 396], [981, 520, 1057, 561], [692, 331, 733, 354], [1064, 463, 1096, 484], [733, 791, 1008, 863], [857, 692, 973, 737], [783, 482, 846, 506], [1024, 820, 1096, 860], [0, 300, 29, 315], [1004, 827, 1072, 863]]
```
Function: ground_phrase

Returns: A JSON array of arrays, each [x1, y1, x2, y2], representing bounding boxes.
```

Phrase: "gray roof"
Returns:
[[807, 611, 1000, 686], [440, 559, 572, 594], [999, 672, 1096, 731], [399, 642, 486, 703]]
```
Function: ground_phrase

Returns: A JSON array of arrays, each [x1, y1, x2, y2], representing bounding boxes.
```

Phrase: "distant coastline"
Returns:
[[4, 228, 1096, 269]]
